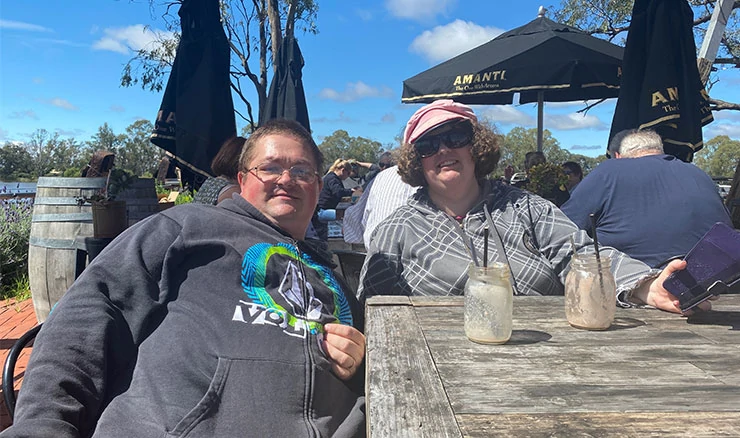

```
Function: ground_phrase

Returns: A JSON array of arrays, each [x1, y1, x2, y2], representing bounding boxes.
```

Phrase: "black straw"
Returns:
[[483, 226, 489, 268], [589, 213, 604, 290]]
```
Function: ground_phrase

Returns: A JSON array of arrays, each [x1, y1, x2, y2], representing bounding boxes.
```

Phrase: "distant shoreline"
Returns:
[[0, 182, 37, 195]]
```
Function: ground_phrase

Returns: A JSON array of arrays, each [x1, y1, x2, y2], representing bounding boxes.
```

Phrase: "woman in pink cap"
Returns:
[[357, 99, 708, 314]]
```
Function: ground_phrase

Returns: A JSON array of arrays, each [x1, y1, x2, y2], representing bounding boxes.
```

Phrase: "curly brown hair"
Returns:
[[397, 121, 501, 187]]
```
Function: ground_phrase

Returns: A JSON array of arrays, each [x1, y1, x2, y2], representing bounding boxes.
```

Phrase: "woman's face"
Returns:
[[417, 121, 477, 195], [336, 167, 349, 180]]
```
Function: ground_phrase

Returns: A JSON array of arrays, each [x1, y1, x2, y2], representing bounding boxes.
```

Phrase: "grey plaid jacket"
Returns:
[[358, 180, 655, 301]]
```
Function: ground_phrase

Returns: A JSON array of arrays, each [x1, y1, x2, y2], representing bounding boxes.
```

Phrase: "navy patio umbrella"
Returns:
[[150, 0, 236, 189], [402, 9, 624, 151], [260, 34, 311, 132], [608, 0, 714, 162]]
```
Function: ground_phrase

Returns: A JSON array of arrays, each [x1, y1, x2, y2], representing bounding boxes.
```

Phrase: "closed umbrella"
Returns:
[[260, 35, 311, 132], [608, 0, 714, 162], [150, 0, 236, 189], [402, 9, 623, 151]]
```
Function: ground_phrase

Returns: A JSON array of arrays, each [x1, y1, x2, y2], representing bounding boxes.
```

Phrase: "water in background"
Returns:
[[0, 182, 37, 195]]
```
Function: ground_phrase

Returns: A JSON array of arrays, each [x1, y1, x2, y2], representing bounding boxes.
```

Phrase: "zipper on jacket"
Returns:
[[292, 239, 320, 437]]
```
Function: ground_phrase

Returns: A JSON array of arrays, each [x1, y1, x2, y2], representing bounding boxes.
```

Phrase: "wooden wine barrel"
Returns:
[[28, 177, 106, 323], [116, 177, 160, 226]]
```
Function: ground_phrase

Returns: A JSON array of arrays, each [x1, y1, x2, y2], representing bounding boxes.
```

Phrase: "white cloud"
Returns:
[[92, 25, 173, 55], [313, 112, 356, 124], [0, 19, 52, 32], [35, 38, 88, 48], [479, 105, 534, 127], [386, 0, 456, 21], [48, 98, 78, 111], [710, 111, 740, 122], [544, 113, 606, 130], [547, 100, 595, 109], [356, 9, 373, 21], [110, 105, 125, 113], [569, 144, 603, 152], [381, 113, 396, 124], [410, 20, 502, 63], [54, 128, 86, 137], [317, 81, 394, 102], [8, 110, 39, 120], [704, 122, 740, 139]]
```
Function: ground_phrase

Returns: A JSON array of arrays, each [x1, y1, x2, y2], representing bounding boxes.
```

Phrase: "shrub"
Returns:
[[175, 190, 194, 205], [0, 196, 33, 294]]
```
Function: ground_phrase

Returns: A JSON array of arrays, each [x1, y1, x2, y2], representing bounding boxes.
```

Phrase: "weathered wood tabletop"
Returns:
[[365, 295, 740, 437]]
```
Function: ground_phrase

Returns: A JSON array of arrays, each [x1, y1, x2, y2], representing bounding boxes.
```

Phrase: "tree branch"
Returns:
[[709, 97, 740, 111]]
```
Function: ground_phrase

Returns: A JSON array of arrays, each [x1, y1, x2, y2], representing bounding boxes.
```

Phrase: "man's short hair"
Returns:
[[617, 129, 664, 158], [524, 151, 546, 171], [561, 161, 583, 179], [239, 119, 323, 172], [607, 129, 639, 157]]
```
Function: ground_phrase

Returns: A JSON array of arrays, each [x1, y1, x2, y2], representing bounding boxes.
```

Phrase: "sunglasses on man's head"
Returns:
[[413, 121, 474, 158]]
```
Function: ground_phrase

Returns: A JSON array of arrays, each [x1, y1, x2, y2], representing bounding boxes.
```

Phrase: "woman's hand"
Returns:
[[322, 323, 366, 381]]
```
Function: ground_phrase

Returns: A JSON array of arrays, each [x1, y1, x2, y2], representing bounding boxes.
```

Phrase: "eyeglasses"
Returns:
[[378, 162, 391, 169], [563, 170, 573, 176], [413, 122, 474, 158], [248, 162, 319, 184]]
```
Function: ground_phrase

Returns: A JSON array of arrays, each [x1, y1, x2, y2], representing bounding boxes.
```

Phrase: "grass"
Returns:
[[1, 274, 31, 303]]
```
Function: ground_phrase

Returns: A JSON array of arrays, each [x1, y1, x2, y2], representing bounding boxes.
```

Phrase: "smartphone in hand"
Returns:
[[662, 222, 740, 312]]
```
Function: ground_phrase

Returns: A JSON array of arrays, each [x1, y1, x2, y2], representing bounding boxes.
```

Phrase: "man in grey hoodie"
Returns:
[[3, 119, 366, 437]]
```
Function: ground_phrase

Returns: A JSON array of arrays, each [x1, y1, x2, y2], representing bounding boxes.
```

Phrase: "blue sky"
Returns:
[[2, 0, 740, 158]]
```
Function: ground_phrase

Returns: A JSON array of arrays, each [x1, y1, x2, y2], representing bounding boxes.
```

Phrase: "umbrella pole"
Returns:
[[537, 91, 544, 152]]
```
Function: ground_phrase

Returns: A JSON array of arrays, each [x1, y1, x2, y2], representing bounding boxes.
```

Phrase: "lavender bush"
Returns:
[[0, 191, 33, 291]]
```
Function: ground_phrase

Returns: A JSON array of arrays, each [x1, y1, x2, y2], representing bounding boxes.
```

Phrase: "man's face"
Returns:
[[238, 134, 322, 240], [563, 169, 581, 190]]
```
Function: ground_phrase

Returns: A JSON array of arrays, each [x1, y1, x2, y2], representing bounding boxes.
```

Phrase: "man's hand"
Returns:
[[633, 259, 714, 315], [322, 323, 366, 381]]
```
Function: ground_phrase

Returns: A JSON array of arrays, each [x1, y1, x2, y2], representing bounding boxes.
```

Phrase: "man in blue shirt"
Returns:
[[561, 129, 732, 268]]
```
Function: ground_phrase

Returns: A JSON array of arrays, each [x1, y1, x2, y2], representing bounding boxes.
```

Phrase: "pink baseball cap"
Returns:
[[403, 99, 477, 145]]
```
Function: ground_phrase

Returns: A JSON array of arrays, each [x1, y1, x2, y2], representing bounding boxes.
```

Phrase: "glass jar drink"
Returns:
[[564, 253, 616, 330], [464, 263, 514, 344]]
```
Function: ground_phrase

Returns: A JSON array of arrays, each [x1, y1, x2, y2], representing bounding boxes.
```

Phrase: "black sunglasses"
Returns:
[[378, 162, 391, 169], [413, 121, 473, 158]]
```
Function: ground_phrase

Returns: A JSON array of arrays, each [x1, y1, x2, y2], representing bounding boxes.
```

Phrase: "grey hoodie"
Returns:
[[4, 197, 365, 437]]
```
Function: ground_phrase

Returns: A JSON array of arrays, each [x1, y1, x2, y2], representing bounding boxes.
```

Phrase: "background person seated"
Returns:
[[561, 161, 583, 193], [342, 165, 416, 248], [561, 129, 732, 268], [192, 136, 244, 205], [313, 159, 361, 240]]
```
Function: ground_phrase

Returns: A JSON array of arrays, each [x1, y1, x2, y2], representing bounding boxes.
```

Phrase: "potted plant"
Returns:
[[77, 168, 136, 238]]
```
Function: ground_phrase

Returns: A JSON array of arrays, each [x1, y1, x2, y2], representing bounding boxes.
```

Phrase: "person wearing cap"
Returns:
[[357, 99, 710, 314]]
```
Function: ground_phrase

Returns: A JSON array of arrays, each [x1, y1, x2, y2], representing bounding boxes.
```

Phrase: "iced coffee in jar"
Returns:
[[564, 253, 616, 330], [464, 262, 514, 344]]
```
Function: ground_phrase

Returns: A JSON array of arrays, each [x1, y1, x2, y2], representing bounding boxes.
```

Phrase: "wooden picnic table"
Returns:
[[365, 294, 740, 437]]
